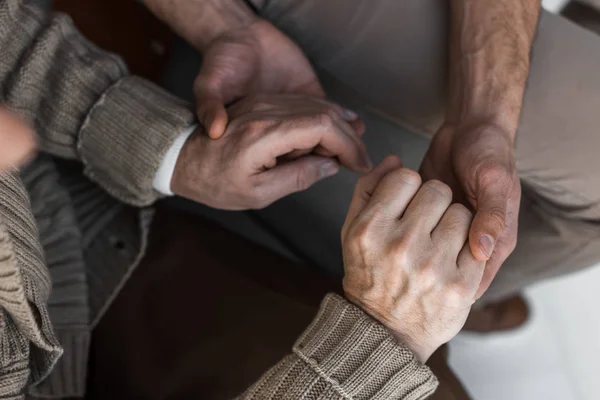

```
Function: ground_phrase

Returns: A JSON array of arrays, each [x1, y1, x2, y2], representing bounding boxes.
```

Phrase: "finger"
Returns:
[[457, 242, 486, 294], [402, 180, 453, 233], [468, 178, 513, 262], [0, 108, 36, 170], [343, 155, 403, 236], [360, 167, 422, 223], [267, 115, 371, 173], [197, 98, 229, 140], [293, 79, 327, 99], [254, 156, 341, 208], [349, 119, 366, 136], [432, 203, 473, 257], [475, 185, 520, 298]]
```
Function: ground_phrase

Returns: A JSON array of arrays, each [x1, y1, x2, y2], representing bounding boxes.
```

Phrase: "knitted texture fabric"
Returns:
[[0, 1, 438, 398], [240, 294, 438, 399]]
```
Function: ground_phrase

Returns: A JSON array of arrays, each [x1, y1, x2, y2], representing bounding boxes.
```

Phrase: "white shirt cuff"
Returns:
[[153, 124, 196, 195]]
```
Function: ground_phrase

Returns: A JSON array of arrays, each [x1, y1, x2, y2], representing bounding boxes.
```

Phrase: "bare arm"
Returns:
[[142, 0, 257, 50], [446, 0, 541, 136], [420, 0, 541, 295]]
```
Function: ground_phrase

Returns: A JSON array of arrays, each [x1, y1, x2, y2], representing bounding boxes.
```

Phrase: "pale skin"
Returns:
[[142, 0, 541, 297], [342, 156, 485, 361]]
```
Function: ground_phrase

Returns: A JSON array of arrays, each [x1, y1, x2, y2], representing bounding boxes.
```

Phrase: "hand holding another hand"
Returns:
[[172, 94, 371, 210], [342, 157, 485, 362]]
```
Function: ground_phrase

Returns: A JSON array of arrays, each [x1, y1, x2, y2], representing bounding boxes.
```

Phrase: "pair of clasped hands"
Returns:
[[0, 84, 485, 361]]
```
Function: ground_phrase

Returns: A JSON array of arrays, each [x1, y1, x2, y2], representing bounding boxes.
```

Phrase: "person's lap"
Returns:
[[164, 0, 600, 302], [234, 0, 600, 301]]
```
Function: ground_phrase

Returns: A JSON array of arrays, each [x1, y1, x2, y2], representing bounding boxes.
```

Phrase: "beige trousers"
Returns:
[[248, 0, 600, 301]]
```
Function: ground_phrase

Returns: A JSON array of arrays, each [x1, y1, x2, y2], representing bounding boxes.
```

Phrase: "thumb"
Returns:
[[196, 97, 229, 140], [194, 71, 230, 139], [468, 182, 511, 262], [257, 156, 340, 207]]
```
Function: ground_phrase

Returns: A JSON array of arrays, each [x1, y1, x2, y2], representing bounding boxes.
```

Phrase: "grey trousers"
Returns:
[[168, 1, 600, 302]]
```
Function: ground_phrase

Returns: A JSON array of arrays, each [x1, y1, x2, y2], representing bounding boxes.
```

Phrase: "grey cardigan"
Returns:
[[0, 1, 437, 398]]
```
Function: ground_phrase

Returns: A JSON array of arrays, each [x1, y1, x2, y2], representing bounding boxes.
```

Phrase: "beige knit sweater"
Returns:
[[0, 1, 438, 398]]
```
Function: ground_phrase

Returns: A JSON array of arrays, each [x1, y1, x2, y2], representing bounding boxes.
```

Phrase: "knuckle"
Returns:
[[295, 170, 313, 192], [422, 179, 453, 201], [388, 236, 414, 261], [395, 168, 422, 186], [348, 220, 381, 261], [445, 280, 470, 307], [316, 111, 336, 129], [245, 120, 268, 135], [414, 262, 439, 288], [448, 203, 473, 222], [381, 168, 421, 189]]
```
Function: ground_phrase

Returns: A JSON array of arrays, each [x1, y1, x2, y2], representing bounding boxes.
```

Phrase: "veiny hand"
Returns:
[[172, 94, 371, 210], [419, 123, 521, 299], [342, 156, 485, 362], [194, 19, 363, 139], [0, 106, 36, 171]]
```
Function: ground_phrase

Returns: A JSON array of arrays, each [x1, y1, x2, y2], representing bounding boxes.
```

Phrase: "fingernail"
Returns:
[[320, 161, 340, 179], [479, 235, 495, 258], [343, 109, 359, 121]]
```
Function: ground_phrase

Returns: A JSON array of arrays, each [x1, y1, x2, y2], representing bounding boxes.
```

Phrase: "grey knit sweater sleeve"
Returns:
[[240, 294, 438, 399], [0, 0, 194, 396], [0, 0, 196, 207], [0, 1, 439, 398]]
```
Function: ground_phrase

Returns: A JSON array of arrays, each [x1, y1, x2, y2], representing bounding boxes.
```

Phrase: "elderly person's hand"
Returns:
[[342, 156, 485, 362], [171, 94, 370, 210], [0, 107, 36, 171]]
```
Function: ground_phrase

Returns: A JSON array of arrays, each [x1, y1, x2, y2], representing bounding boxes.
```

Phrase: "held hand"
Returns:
[[194, 20, 363, 139], [420, 124, 521, 299], [0, 107, 36, 171], [172, 94, 371, 210], [342, 156, 485, 362]]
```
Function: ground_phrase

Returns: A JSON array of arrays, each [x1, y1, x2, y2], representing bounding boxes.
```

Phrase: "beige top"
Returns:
[[0, 1, 437, 398]]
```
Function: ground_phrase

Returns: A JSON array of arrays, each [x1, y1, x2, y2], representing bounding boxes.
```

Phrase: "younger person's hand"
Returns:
[[342, 156, 485, 362]]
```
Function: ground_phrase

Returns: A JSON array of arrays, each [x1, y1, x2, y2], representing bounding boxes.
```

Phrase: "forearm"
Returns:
[[446, 0, 541, 136], [142, 0, 257, 50]]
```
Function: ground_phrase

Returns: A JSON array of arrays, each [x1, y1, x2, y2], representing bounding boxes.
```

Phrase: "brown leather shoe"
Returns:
[[462, 295, 530, 333]]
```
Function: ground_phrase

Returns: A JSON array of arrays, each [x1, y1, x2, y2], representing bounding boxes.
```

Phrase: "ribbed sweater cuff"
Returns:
[[78, 76, 196, 207], [294, 294, 438, 399]]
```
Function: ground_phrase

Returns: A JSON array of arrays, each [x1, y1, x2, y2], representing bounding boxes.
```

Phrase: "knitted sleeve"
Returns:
[[0, 0, 196, 207], [240, 294, 438, 400], [0, 171, 62, 399]]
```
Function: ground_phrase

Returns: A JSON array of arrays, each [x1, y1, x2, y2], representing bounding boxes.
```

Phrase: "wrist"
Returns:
[[443, 113, 518, 144], [171, 127, 203, 199], [344, 292, 435, 362], [143, 0, 258, 51]]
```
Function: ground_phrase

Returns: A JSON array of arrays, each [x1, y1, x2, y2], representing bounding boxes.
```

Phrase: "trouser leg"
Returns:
[[249, 0, 600, 300]]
